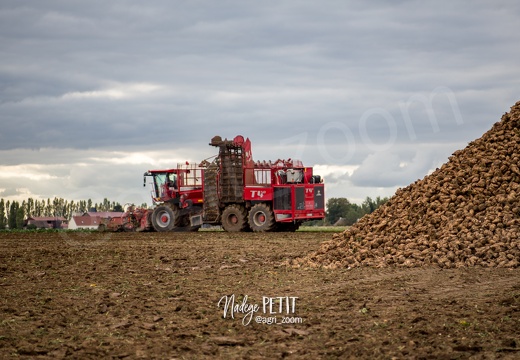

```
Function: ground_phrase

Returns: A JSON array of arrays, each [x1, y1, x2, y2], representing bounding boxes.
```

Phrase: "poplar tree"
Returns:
[[0, 199, 6, 230], [16, 205, 25, 229], [8, 201, 18, 229], [26, 198, 34, 217]]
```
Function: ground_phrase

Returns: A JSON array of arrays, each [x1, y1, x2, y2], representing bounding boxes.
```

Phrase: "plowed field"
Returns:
[[1, 231, 519, 359]]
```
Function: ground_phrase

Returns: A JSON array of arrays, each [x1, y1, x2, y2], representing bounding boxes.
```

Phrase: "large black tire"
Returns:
[[248, 203, 275, 232], [221, 204, 248, 232], [151, 205, 176, 232]]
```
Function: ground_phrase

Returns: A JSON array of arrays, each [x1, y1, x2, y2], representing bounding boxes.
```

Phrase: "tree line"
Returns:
[[326, 196, 389, 226], [0, 197, 147, 230], [0, 195, 387, 230]]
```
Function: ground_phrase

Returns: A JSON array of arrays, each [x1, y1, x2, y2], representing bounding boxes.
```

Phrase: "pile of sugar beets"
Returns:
[[296, 101, 520, 269]]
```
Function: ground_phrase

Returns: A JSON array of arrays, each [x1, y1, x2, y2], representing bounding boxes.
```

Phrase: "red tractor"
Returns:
[[143, 135, 325, 232]]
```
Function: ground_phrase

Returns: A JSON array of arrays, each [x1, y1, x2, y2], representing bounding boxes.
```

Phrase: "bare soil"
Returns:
[[0, 231, 519, 359]]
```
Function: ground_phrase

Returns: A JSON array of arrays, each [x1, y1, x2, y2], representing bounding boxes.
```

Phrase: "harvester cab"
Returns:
[[143, 165, 204, 232], [143, 169, 179, 204]]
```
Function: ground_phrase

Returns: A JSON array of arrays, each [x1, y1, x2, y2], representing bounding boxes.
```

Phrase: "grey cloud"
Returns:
[[1, 0, 520, 203], [349, 144, 453, 188], [0, 187, 24, 198]]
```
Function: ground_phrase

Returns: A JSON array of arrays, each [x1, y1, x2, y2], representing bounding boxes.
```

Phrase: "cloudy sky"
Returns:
[[1, 0, 519, 208]]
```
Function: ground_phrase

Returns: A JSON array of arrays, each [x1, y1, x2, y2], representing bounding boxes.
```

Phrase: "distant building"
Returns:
[[25, 217, 67, 229], [68, 212, 124, 230], [68, 215, 102, 230]]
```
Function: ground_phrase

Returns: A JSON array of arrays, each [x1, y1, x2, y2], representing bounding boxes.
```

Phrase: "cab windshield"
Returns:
[[153, 173, 177, 198]]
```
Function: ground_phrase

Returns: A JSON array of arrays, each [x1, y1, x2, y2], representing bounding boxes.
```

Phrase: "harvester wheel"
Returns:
[[248, 203, 275, 232], [151, 205, 176, 232], [221, 204, 248, 232]]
